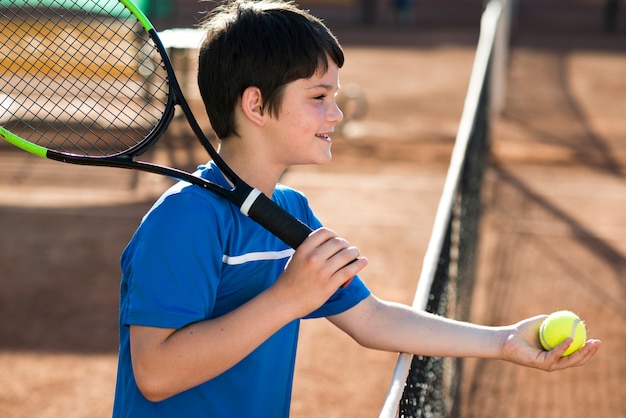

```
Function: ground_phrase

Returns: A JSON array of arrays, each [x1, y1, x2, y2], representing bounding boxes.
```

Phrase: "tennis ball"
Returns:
[[539, 310, 586, 356]]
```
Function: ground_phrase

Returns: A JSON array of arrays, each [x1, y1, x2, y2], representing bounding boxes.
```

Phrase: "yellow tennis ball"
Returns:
[[539, 310, 586, 356]]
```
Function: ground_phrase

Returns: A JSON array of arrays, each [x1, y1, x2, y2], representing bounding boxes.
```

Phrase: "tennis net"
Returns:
[[379, 1, 513, 416]]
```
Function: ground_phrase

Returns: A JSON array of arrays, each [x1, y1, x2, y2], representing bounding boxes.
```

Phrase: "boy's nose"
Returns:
[[329, 101, 344, 125]]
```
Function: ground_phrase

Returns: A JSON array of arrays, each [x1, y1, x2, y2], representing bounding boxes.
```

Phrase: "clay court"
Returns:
[[1, 0, 625, 417]]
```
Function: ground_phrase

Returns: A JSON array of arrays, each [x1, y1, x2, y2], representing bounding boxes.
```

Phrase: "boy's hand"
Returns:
[[499, 315, 601, 371], [274, 227, 368, 318]]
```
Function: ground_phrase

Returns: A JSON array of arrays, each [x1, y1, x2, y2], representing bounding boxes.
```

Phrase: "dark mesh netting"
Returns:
[[398, 59, 491, 418]]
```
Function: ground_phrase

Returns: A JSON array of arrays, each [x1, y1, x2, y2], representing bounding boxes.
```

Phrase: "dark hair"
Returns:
[[197, 0, 344, 139]]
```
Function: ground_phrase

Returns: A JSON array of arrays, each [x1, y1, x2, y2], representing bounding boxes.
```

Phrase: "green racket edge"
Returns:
[[0, 0, 155, 159], [119, 0, 154, 31], [0, 126, 48, 158]]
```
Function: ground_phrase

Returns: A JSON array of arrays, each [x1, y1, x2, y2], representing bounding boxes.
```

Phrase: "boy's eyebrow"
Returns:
[[307, 83, 337, 90]]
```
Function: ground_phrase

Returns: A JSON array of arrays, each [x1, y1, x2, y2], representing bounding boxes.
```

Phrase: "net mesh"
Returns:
[[398, 68, 490, 418], [0, 0, 169, 156], [380, 1, 510, 416]]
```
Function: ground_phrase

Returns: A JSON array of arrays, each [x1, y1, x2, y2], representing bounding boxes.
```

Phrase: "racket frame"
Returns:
[[0, 0, 314, 249]]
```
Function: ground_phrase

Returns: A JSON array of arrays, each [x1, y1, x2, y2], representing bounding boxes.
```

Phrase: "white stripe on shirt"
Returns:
[[222, 249, 295, 266]]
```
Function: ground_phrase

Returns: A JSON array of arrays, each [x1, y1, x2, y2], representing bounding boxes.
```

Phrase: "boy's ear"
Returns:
[[240, 86, 265, 127]]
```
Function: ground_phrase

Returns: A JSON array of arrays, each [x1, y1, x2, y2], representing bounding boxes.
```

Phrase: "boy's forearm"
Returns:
[[377, 303, 506, 358], [333, 297, 506, 359], [131, 284, 299, 402]]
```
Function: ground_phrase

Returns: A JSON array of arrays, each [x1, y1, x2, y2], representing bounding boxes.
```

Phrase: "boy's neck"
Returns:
[[216, 140, 285, 197]]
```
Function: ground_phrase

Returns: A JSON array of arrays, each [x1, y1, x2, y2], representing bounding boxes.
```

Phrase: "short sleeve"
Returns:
[[303, 275, 370, 319], [120, 187, 224, 329]]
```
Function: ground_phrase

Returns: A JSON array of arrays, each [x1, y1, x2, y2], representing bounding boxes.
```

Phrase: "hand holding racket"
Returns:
[[0, 0, 318, 250]]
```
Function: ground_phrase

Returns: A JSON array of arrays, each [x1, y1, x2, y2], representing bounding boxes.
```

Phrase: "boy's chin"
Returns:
[[295, 154, 332, 167], [316, 151, 333, 165]]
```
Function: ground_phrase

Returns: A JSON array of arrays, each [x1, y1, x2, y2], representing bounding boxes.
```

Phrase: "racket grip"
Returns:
[[245, 192, 354, 288], [245, 192, 313, 249]]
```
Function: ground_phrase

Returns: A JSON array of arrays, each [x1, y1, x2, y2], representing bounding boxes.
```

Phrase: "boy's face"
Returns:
[[264, 60, 343, 167]]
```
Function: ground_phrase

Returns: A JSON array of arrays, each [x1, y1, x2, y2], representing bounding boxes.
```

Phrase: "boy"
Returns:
[[112, 1, 600, 416]]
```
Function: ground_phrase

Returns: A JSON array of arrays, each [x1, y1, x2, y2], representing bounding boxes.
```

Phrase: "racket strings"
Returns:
[[0, 0, 170, 157]]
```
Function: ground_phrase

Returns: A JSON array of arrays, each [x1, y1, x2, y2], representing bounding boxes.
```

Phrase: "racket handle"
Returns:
[[245, 192, 354, 288], [245, 191, 313, 249]]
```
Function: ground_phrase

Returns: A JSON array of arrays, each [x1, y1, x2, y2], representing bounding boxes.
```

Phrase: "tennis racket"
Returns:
[[0, 0, 316, 249]]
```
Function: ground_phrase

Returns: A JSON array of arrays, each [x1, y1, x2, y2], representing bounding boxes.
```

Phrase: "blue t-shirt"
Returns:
[[113, 162, 370, 417]]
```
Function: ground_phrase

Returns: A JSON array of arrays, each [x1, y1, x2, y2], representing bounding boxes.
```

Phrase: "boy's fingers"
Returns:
[[554, 337, 573, 355], [546, 339, 601, 370], [304, 227, 339, 247]]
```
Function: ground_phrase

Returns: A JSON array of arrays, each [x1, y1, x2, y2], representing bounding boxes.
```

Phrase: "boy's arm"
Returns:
[[130, 284, 297, 402], [328, 295, 600, 371], [130, 227, 368, 402]]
